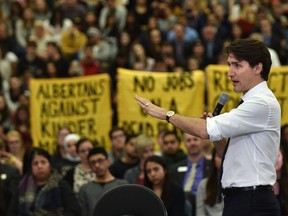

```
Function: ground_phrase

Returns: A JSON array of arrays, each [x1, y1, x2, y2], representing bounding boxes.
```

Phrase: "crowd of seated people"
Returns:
[[0, 0, 288, 215], [0, 127, 287, 215]]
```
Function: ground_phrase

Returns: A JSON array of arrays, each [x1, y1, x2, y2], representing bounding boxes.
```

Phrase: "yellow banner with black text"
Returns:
[[30, 74, 112, 154], [117, 68, 206, 149]]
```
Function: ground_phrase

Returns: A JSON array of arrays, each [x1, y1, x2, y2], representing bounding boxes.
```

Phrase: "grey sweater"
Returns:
[[78, 179, 128, 216]]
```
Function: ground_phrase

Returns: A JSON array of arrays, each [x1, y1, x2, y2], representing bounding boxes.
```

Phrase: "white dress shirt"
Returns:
[[207, 81, 281, 188]]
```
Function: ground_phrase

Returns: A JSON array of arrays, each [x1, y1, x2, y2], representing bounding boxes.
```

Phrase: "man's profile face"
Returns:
[[227, 53, 262, 94]]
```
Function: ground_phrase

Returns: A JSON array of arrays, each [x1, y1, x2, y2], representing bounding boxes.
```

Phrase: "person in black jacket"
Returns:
[[7, 147, 80, 216]]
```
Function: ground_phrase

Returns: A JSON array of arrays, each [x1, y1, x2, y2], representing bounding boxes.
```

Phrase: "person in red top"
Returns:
[[80, 46, 101, 76]]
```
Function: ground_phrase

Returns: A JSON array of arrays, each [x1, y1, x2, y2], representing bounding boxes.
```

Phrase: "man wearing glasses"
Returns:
[[78, 147, 128, 216]]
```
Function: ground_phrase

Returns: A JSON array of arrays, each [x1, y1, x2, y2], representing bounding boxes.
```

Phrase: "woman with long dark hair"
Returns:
[[196, 149, 224, 216], [144, 155, 187, 216]]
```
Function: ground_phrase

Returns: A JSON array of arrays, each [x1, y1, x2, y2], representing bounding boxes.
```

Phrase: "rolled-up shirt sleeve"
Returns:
[[207, 117, 223, 141]]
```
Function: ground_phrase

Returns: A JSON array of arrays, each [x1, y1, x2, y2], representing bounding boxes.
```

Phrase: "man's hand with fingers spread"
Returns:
[[134, 95, 167, 120]]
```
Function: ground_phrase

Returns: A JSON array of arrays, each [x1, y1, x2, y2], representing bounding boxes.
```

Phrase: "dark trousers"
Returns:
[[223, 190, 281, 216]]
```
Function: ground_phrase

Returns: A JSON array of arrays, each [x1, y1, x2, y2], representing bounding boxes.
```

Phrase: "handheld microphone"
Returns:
[[212, 93, 229, 116]]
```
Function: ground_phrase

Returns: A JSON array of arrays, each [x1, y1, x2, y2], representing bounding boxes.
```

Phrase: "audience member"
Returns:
[[187, 57, 200, 72], [46, 8, 73, 43], [144, 155, 187, 216], [124, 133, 154, 184], [167, 16, 199, 45], [160, 42, 176, 72], [171, 132, 211, 216], [60, 0, 87, 24], [273, 147, 288, 215], [145, 28, 163, 62], [200, 24, 224, 67], [60, 133, 80, 175], [154, 2, 178, 36], [51, 127, 74, 173], [138, 16, 160, 53], [78, 147, 128, 216], [155, 128, 169, 156], [109, 134, 139, 179], [0, 21, 18, 58], [230, 23, 244, 41], [0, 94, 12, 132], [235, 4, 257, 38], [0, 48, 13, 84], [129, 43, 155, 71], [17, 40, 46, 78], [7, 147, 80, 216], [122, 12, 141, 42], [211, 2, 232, 41], [257, 18, 287, 65], [249, 32, 281, 67], [281, 124, 288, 165], [43, 41, 70, 77], [82, 10, 99, 34], [85, 27, 111, 68], [63, 138, 96, 195], [107, 127, 126, 163], [161, 130, 187, 168], [34, 0, 52, 22], [15, 6, 35, 50], [0, 158, 20, 215], [59, 19, 87, 60], [130, 0, 152, 29], [29, 20, 53, 59], [13, 104, 32, 151], [99, 0, 127, 32], [190, 40, 206, 70], [102, 14, 120, 39], [5, 2, 23, 44], [3, 76, 23, 115], [79, 46, 101, 75], [196, 149, 224, 216], [2, 130, 25, 175], [167, 22, 194, 68]]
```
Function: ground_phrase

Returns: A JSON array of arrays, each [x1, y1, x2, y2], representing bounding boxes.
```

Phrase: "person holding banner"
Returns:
[[135, 38, 281, 216]]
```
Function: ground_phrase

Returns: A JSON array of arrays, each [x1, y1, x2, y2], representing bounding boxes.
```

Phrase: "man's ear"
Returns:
[[254, 63, 263, 75]]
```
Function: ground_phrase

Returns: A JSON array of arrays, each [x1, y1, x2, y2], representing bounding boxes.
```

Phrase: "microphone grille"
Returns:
[[219, 93, 229, 105]]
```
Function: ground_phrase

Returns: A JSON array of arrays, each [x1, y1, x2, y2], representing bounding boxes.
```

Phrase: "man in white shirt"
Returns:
[[135, 38, 281, 216]]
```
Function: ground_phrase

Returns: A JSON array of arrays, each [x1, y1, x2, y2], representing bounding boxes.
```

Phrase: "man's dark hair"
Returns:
[[225, 38, 272, 81], [109, 127, 126, 139], [87, 147, 108, 160], [163, 130, 181, 143], [125, 133, 138, 145]]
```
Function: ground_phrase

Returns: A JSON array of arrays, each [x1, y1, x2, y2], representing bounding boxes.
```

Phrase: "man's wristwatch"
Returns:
[[166, 111, 175, 123]]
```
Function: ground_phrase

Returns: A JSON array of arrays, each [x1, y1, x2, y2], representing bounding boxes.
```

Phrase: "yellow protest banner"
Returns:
[[117, 68, 205, 146], [206, 65, 288, 125], [30, 74, 112, 154], [269, 66, 288, 125]]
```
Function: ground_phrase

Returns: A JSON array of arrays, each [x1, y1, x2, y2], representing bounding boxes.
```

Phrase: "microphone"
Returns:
[[212, 93, 229, 116]]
